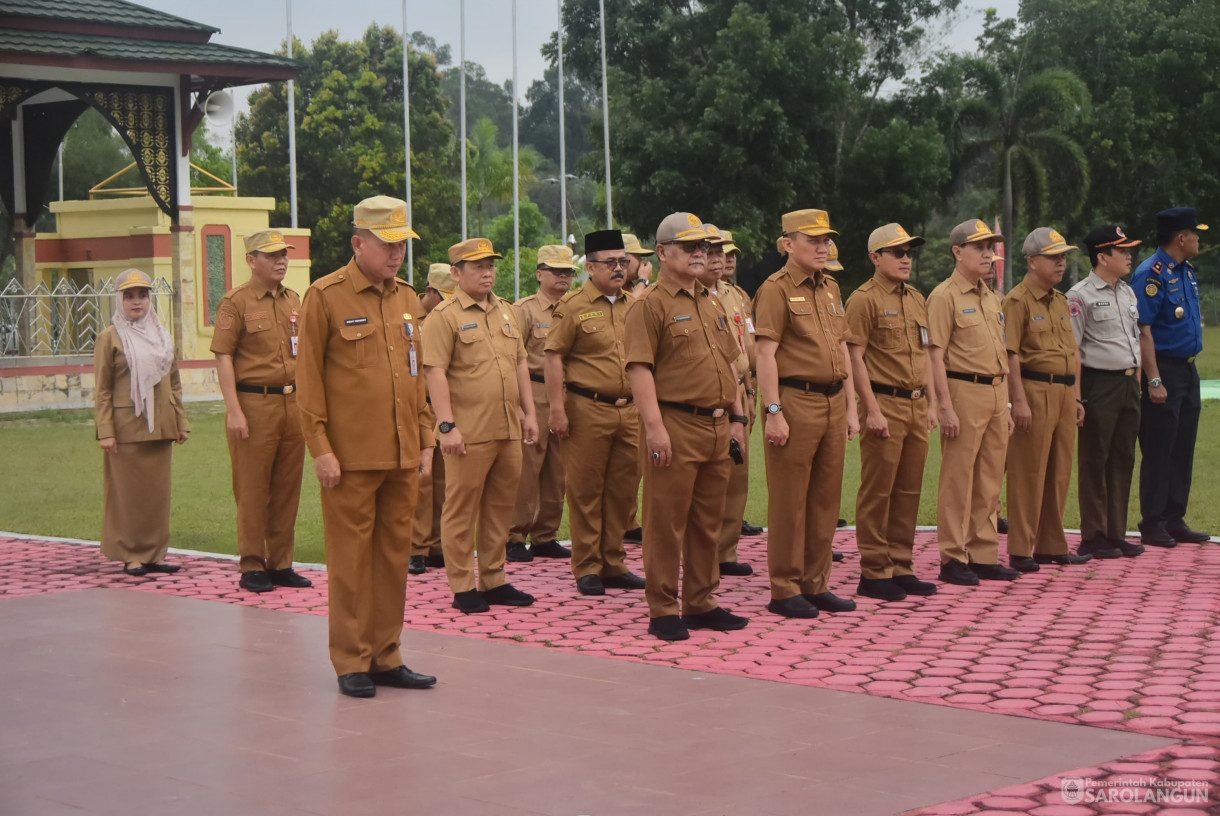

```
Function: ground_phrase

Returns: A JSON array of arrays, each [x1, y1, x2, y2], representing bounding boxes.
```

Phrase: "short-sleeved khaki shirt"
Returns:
[[421, 289, 526, 443], [1067, 272, 1141, 371], [296, 258, 432, 470], [209, 282, 300, 385], [844, 272, 930, 390], [927, 269, 1009, 376], [545, 281, 633, 397], [717, 282, 756, 376], [1002, 278, 1077, 376], [513, 292, 562, 404], [753, 265, 848, 383], [624, 275, 738, 408]]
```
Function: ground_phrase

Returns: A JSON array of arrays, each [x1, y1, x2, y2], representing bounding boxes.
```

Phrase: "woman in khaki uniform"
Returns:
[[94, 268, 190, 576]]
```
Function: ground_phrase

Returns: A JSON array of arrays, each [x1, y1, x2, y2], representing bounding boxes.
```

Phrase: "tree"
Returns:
[[464, 117, 542, 236], [440, 62, 514, 149], [519, 63, 599, 168]]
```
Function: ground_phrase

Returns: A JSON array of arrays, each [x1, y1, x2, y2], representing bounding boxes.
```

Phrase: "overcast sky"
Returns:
[[139, 0, 1022, 106]]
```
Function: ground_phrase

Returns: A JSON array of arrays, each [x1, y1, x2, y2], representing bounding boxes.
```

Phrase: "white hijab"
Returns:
[[112, 284, 175, 432]]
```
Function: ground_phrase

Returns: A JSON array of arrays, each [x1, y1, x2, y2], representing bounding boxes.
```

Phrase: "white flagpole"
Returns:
[[512, 0, 520, 299], [459, 0, 468, 240], [557, 0, 567, 245], [402, 0, 413, 283], [286, 0, 298, 228], [597, 0, 611, 228]]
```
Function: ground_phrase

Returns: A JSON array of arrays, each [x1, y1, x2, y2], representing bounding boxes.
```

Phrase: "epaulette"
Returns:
[[1151, 260, 1164, 276], [313, 274, 346, 290], [431, 297, 457, 313]]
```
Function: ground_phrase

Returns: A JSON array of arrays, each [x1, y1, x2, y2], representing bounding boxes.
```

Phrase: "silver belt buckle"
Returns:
[[910, 388, 923, 399], [711, 408, 726, 418], [283, 384, 295, 395], [614, 397, 628, 407]]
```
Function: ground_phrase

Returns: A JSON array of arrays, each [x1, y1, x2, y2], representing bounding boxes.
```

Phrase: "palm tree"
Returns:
[[465, 117, 541, 236]]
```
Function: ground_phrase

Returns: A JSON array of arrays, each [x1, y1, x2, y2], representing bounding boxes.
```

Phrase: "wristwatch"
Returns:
[[1149, 377, 1163, 389], [766, 403, 782, 414], [438, 421, 457, 434]]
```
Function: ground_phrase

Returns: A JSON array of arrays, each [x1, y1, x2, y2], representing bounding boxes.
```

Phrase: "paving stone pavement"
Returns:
[[2, 529, 1218, 815]]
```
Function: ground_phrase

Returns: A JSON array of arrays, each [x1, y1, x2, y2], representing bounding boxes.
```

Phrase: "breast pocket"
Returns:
[[873, 315, 904, 350], [243, 316, 278, 353], [457, 330, 492, 364], [667, 321, 698, 362], [788, 301, 818, 337], [954, 310, 984, 343], [338, 324, 373, 369], [1026, 319, 1053, 349], [532, 325, 550, 341]]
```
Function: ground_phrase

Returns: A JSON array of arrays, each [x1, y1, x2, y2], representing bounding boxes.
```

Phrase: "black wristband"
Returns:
[[730, 414, 749, 425]]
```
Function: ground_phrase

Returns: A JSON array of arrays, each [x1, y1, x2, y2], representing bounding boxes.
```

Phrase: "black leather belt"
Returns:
[[946, 371, 1004, 385], [659, 400, 727, 418], [1082, 366, 1136, 377], [779, 377, 844, 395], [237, 382, 295, 395], [872, 383, 926, 400], [529, 372, 546, 384], [1022, 370, 1076, 386], [567, 384, 633, 407]]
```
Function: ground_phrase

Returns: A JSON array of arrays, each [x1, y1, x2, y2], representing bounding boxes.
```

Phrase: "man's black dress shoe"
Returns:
[[1167, 523, 1210, 544], [837, 518, 847, 528], [576, 575, 605, 595], [337, 672, 376, 698], [369, 666, 437, 689], [740, 521, 764, 536], [938, 560, 979, 586], [425, 553, 446, 568], [1033, 552, 1093, 566], [239, 570, 274, 593], [408, 555, 427, 575], [530, 540, 571, 558], [647, 615, 690, 641], [623, 527, 643, 543], [1140, 526, 1178, 548], [122, 564, 148, 576], [682, 607, 748, 631], [766, 595, 819, 619], [803, 592, 857, 612], [719, 561, 753, 576], [1009, 556, 1040, 573], [144, 562, 180, 574], [997, 516, 1009, 534], [1110, 539, 1145, 557], [452, 589, 490, 613], [832, 551, 845, 563], [483, 583, 535, 606], [506, 542, 533, 562], [602, 571, 646, 590], [969, 562, 1020, 581], [268, 567, 312, 587], [892, 574, 938, 595], [1079, 537, 1122, 559], [857, 578, 907, 601]]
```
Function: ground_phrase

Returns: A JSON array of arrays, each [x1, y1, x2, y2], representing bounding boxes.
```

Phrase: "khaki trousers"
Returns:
[[717, 397, 754, 563], [856, 395, 929, 578], [563, 394, 640, 578], [441, 439, 522, 593], [321, 466, 418, 676], [1006, 379, 1075, 556], [937, 380, 1007, 565], [509, 387, 565, 545], [411, 450, 444, 557], [642, 408, 731, 618], [229, 392, 305, 572], [765, 387, 847, 599]]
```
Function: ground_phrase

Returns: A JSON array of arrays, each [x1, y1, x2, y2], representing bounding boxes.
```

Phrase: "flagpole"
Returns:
[[402, 0, 413, 283], [286, 0, 298, 228], [459, 0, 468, 241], [512, 0, 520, 299], [597, 0, 611, 228], [557, 0, 567, 246]]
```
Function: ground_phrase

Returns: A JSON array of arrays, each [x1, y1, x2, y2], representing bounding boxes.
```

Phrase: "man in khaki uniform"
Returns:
[[211, 230, 312, 593], [622, 233, 655, 299], [409, 263, 457, 575], [506, 247, 575, 562], [423, 238, 539, 614], [846, 223, 940, 602], [927, 219, 1017, 585], [297, 195, 437, 698], [1004, 227, 1091, 571], [626, 212, 749, 641], [546, 230, 646, 595], [755, 209, 859, 620]]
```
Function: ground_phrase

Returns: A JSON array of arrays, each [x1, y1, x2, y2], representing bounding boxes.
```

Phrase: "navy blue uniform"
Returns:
[[1132, 247, 1203, 534]]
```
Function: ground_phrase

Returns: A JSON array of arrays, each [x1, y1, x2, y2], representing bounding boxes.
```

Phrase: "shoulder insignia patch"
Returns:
[[1068, 300, 1082, 317], [1146, 282, 1159, 297], [552, 311, 564, 320], [217, 311, 234, 330], [1151, 260, 1164, 276]]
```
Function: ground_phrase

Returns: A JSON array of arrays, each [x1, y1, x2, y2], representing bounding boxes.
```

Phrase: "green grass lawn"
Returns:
[[6, 328, 1220, 564]]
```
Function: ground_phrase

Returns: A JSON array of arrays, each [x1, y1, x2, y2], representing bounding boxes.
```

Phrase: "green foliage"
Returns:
[[489, 197, 553, 251], [465, 118, 543, 236], [441, 62, 513, 147]]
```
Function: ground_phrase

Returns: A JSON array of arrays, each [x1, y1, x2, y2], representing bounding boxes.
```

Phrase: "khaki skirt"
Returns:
[[100, 440, 173, 566]]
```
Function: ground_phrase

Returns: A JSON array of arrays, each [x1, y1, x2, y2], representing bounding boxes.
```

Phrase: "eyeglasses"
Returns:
[[665, 240, 711, 254], [587, 257, 631, 269], [880, 248, 917, 259]]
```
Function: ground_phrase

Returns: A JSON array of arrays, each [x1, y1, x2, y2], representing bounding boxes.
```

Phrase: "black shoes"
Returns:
[[803, 592, 857, 612], [408, 555, 427, 575], [766, 595, 819, 619], [369, 665, 437, 689], [602, 571, 646, 590], [1111, 539, 1145, 557], [682, 607, 748, 631], [1140, 525, 1178, 548], [531, 540, 571, 558], [1079, 537, 1122, 559], [969, 562, 1020, 581], [483, 583, 535, 606], [832, 551, 845, 563], [268, 567, 312, 587], [506, 542, 533, 562], [997, 516, 1009, 534], [892, 574, 938, 595], [144, 562, 180, 574], [1033, 553, 1093, 566], [337, 672, 376, 698], [623, 527, 643, 543], [837, 518, 847, 528], [452, 589, 490, 614], [1167, 523, 1211, 544], [938, 560, 979, 586], [240, 570, 274, 593], [576, 575, 605, 596], [122, 563, 148, 576], [1009, 556, 1040, 573], [857, 578, 907, 601], [425, 553, 446, 568], [648, 615, 690, 641], [719, 561, 754, 576], [740, 520, 764, 536]]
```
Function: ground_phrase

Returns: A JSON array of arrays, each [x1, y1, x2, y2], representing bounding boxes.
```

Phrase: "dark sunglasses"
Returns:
[[880, 248, 917, 259], [665, 240, 711, 254]]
